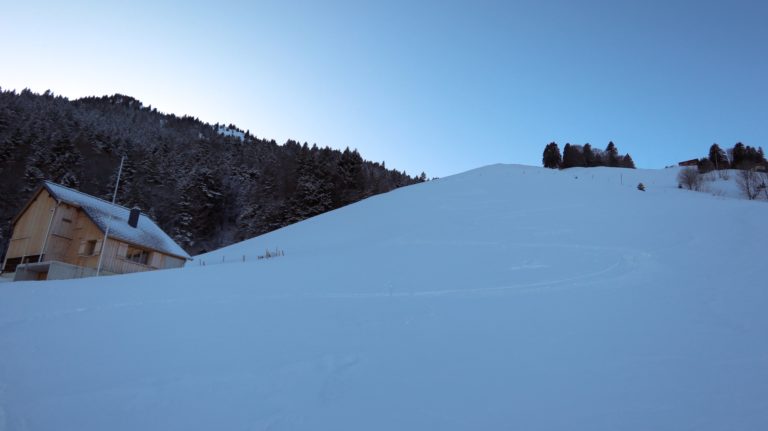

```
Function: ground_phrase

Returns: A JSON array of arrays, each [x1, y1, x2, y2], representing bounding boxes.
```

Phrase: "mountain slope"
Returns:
[[0, 164, 766, 430], [0, 89, 421, 256]]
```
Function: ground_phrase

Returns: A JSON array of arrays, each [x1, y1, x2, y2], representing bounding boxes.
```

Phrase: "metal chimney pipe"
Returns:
[[128, 207, 140, 228]]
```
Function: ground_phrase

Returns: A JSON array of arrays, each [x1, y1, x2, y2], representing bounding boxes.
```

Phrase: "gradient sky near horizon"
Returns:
[[1, 0, 766, 177]]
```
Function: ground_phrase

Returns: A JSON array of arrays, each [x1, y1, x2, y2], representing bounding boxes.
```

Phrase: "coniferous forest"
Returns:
[[542, 141, 636, 170], [0, 89, 424, 257]]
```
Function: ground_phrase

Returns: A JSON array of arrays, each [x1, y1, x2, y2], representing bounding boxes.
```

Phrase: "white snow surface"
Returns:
[[1, 164, 767, 430], [217, 126, 245, 140], [43, 182, 190, 259]]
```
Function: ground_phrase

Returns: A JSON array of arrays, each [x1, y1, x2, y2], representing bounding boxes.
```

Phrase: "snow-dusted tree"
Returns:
[[24, 132, 82, 189], [289, 144, 334, 221], [174, 167, 225, 248], [0, 128, 22, 167], [736, 168, 765, 200], [337, 147, 366, 204], [677, 167, 702, 191]]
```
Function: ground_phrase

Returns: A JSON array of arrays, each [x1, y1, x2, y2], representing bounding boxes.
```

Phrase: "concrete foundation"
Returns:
[[13, 261, 104, 281]]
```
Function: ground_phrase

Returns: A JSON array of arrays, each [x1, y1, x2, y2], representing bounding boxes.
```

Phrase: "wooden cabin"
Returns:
[[1, 181, 191, 281]]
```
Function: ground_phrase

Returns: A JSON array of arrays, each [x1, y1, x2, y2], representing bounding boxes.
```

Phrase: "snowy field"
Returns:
[[1, 164, 766, 430]]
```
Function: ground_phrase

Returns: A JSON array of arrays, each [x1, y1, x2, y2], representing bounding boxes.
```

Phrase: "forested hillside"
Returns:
[[0, 89, 422, 257]]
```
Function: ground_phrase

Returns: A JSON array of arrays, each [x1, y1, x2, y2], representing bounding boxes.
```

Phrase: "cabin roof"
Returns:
[[39, 181, 191, 260]]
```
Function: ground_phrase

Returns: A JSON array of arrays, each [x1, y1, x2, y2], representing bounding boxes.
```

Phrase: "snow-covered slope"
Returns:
[[1, 164, 767, 430], [216, 125, 245, 140]]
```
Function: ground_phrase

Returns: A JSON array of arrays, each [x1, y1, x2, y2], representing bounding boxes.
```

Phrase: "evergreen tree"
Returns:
[[562, 144, 586, 168], [741, 145, 765, 168], [592, 149, 605, 167], [561, 143, 573, 168], [0, 128, 22, 166], [174, 167, 225, 248], [24, 132, 82, 189], [731, 142, 746, 168], [697, 158, 714, 173], [605, 141, 619, 167], [708, 143, 729, 169], [583, 143, 596, 167], [290, 144, 334, 221], [620, 154, 636, 169], [542, 142, 562, 169], [337, 147, 365, 204]]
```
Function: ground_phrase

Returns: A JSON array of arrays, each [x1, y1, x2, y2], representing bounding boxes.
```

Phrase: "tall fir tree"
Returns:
[[583, 143, 596, 167], [542, 142, 562, 169], [708, 143, 729, 169], [605, 141, 619, 167], [620, 154, 636, 169], [732, 142, 747, 168], [562, 144, 586, 168]]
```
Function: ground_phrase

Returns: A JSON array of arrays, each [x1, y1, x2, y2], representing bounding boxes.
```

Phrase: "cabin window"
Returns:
[[78, 239, 102, 256], [84, 240, 96, 255], [126, 246, 150, 265]]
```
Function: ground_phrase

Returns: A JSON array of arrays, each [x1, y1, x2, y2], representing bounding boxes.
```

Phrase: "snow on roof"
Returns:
[[43, 181, 191, 260]]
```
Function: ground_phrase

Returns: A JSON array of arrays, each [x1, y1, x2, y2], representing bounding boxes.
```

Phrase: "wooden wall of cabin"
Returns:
[[3, 190, 58, 264], [66, 211, 107, 270], [44, 202, 78, 262], [62, 217, 154, 274], [96, 238, 183, 274]]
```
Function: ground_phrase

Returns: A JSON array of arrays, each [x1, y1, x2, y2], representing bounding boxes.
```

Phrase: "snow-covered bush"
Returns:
[[736, 169, 767, 200]]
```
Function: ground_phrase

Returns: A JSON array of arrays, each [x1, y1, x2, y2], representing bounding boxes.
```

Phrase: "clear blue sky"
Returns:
[[1, 0, 766, 177]]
